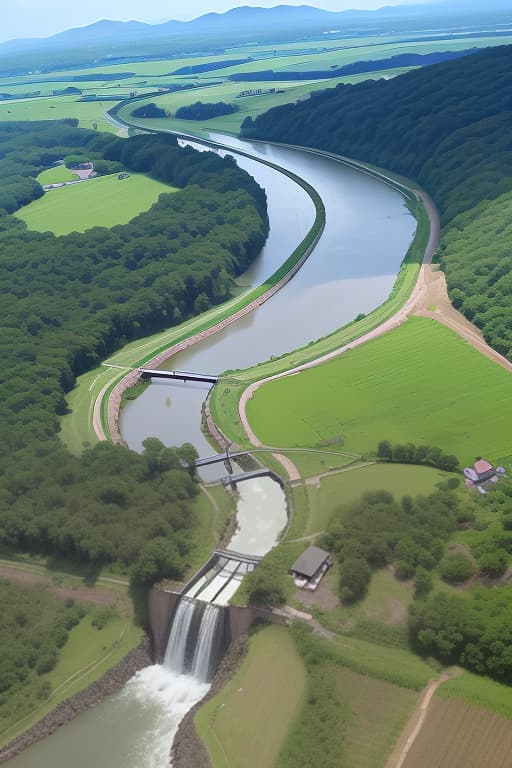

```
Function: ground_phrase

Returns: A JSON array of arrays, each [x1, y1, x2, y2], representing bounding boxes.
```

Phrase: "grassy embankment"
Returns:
[[15, 172, 174, 236], [59, 158, 325, 453], [195, 626, 306, 768]]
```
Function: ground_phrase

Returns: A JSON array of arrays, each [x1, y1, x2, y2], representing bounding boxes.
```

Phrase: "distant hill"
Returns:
[[1, 1, 511, 74]]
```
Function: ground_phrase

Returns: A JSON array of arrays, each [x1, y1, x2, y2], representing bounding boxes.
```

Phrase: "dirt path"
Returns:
[[384, 673, 453, 768], [411, 264, 512, 373], [0, 563, 130, 611]]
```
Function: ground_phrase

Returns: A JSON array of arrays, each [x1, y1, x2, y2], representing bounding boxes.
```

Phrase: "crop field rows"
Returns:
[[402, 695, 512, 768]]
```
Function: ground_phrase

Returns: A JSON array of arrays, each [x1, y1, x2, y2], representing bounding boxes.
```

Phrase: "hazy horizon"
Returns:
[[2, 0, 431, 45]]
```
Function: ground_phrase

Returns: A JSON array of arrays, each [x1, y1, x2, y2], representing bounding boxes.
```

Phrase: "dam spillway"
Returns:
[[163, 599, 225, 683]]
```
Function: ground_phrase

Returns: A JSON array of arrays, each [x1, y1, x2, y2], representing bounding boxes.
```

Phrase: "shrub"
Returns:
[[439, 553, 475, 584], [478, 549, 508, 578], [339, 557, 371, 604]]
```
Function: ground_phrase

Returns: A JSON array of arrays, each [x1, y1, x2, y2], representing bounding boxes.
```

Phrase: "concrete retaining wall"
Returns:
[[148, 588, 180, 661], [149, 586, 290, 664]]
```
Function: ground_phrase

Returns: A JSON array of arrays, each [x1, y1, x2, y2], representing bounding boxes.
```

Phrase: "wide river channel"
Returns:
[[9, 134, 416, 768]]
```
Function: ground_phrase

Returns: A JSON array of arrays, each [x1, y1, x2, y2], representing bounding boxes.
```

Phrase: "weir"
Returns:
[[162, 597, 228, 683]]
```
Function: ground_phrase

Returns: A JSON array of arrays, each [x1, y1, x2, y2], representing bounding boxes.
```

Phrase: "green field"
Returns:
[[439, 671, 512, 720], [0, 95, 122, 132], [332, 666, 418, 768], [247, 317, 512, 465], [306, 462, 451, 535], [36, 165, 77, 184], [15, 173, 175, 235], [195, 625, 306, 768]]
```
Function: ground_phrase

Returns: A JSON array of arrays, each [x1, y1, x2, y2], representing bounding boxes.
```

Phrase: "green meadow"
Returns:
[[36, 165, 77, 184], [305, 463, 449, 536], [0, 96, 121, 132], [195, 625, 306, 768], [246, 316, 512, 465], [15, 173, 174, 235]]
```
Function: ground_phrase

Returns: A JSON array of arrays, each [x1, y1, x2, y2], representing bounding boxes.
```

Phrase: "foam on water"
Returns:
[[121, 665, 210, 767]]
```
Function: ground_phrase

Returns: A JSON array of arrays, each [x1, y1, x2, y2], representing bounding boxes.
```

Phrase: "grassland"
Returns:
[[401, 695, 512, 768], [246, 317, 512, 466], [0, 95, 121, 132], [439, 671, 512, 720], [15, 173, 174, 235], [195, 625, 306, 768], [36, 165, 77, 184], [305, 462, 448, 536], [332, 667, 418, 768]]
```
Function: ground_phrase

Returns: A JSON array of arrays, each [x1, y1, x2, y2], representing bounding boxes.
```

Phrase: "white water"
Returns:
[[190, 603, 222, 682], [163, 599, 196, 673], [8, 666, 209, 768]]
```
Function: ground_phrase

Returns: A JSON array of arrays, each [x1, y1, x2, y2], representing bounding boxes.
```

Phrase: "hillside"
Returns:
[[243, 44, 512, 358]]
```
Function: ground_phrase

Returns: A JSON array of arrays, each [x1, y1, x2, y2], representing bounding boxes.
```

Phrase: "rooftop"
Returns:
[[290, 545, 330, 579]]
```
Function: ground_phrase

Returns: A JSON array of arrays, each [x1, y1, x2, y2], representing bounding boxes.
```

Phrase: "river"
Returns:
[[120, 134, 416, 468], [8, 134, 416, 768]]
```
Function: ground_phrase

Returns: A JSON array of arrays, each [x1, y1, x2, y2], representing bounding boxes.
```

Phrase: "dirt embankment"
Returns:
[[0, 565, 128, 609], [0, 638, 151, 765]]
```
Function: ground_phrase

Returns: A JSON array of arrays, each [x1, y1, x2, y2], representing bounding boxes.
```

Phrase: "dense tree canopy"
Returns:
[[0, 580, 85, 730], [322, 490, 460, 603], [243, 44, 512, 357], [175, 101, 239, 121], [0, 122, 269, 584]]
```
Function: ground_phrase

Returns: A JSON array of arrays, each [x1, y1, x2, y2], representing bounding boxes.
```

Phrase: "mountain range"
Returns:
[[1, 1, 510, 73]]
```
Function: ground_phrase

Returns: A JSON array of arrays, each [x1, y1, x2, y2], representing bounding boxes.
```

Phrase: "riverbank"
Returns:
[[0, 638, 151, 765], [171, 635, 248, 768]]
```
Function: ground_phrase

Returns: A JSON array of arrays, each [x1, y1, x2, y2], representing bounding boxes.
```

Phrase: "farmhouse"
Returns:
[[289, 545, 331, 590], [463, 457, 506, 494]]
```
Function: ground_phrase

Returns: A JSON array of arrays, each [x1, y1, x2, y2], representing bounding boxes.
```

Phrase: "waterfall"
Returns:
[[191, 603, 222, 682], [163, 599, 195, 673], [163, 599, 224, 683]]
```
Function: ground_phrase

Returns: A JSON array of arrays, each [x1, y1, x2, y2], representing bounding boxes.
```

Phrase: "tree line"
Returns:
[[242, 44, 512, 357], [0, 121, 269, 586]]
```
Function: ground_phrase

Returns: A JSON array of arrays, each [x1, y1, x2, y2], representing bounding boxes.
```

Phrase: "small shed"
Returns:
[[289, 545, 331, 590]]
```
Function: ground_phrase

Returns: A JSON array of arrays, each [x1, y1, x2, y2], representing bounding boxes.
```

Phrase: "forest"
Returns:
[[0, 121, 269, 585], [175, 101, 239, 121], [242, 44, 512, 357]]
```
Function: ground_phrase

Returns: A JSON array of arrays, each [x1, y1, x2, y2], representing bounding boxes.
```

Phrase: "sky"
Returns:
[[1, 0, 421, 43]]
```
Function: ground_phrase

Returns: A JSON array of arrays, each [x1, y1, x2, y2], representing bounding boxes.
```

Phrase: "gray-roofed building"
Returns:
[[289, 545, 331, 590]]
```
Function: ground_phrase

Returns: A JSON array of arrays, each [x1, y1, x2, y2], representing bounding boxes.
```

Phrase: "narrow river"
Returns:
[[8, 134, 416, 768]]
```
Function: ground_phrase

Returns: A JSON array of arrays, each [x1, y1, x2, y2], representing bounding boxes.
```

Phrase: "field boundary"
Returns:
[[384, 673, 453, 768]]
